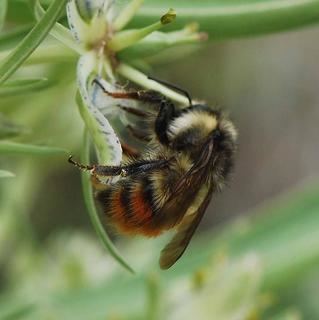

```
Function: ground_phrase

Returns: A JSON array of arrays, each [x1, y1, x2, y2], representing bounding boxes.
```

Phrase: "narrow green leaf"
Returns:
[[118, 26, 204, 61], [34, 1, 83, 54], [0, 169, 15, 178], [0, 302, 35, 320], [80, 130, 135, 274], [0, 24, 33, 51], [146, 274, 160, 320], [117, 63, 189, 105], [0, 45, 77, 66], [113, 0, 145, 31], [109, 8, 176, 52], [0, 114, 26, 139], [0, 0, 8, 31], [131, 0, 319, 38], [0, 0, 68, 84], [0, 78, 52, 97], [0, 141, 68, 155]]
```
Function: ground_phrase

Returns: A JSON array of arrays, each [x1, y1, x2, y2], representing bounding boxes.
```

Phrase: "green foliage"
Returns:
[[0, 169, 14, 178], [0, 0, 7, 32], [80, 130, 134, 273], [131, 0, 319, 38], [0, 141, 67, 155], [0, 0, 68, 84], [0, 182, 318, 319], [0, 78, 52, 97], [0, 0, 318, 319]]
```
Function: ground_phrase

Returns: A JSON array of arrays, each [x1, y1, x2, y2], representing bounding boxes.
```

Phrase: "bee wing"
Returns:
[[159, 183, 214, 269]]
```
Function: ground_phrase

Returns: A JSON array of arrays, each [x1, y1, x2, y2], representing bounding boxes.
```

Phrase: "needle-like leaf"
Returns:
[[0, 0, 68, 84], [0, 141, 68, 155]]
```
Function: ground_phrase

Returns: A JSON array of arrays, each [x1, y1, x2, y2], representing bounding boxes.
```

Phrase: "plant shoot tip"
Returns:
[[161, 8, 176, 25]]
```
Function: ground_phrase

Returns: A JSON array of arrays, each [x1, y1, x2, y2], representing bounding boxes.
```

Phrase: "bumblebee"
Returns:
[[70, 78, 237, 269]]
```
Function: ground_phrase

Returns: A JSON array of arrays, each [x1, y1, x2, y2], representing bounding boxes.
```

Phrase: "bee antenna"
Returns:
[[147, 75, 193, 106], [68, 155, 93, 171]]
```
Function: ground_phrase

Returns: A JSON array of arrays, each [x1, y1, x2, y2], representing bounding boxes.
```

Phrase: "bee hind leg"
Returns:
[[68, 155, 93, 171]]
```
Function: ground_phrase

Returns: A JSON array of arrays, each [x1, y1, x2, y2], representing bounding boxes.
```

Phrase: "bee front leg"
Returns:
[[155, 100, 178, 145], [93, 79, 164, 104]]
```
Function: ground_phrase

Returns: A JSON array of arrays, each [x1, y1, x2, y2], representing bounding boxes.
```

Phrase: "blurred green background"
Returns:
[[0, 1, 319, 319]]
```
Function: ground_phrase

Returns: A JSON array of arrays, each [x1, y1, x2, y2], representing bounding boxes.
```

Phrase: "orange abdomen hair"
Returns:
[[96, 174, 166, 237]]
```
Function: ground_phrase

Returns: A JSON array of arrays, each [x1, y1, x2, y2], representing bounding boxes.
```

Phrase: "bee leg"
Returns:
[[127, 125, 151, 142], [147, 75, 193, 106], [121, 141, 141, 158], [117, 105, 149, 117], [93, 159, 169, 177], [68, 155, 93, 171], [155, 100, 178, 145], [93, 79, 163, 104]]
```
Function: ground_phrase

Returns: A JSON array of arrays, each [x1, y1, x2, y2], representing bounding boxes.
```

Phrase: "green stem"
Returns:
[[146, 274, 161, 320], [117, 63, 189, 105], [109, 8, 176, 52], [80, 131, 135, 274]]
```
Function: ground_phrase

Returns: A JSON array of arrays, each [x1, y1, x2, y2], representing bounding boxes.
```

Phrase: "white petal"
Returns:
[[66, 0, 110, 46], [67, 0, 91, 44], [91, 77, 141, 125], [77, 52, 122, 171]]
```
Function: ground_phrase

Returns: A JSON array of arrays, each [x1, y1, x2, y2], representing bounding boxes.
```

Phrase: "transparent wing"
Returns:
[[159, 183, 214, 269]]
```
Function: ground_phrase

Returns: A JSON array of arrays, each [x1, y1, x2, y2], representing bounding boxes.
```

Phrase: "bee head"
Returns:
[[167, 105, 237, 161]]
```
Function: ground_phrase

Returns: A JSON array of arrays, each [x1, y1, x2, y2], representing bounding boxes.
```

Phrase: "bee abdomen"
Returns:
[[96, 175, 163, 236]]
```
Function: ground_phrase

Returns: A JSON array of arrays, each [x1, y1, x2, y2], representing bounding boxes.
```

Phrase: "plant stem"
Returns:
[[80, 130, 135, 274], [117, 63, 189, 105]]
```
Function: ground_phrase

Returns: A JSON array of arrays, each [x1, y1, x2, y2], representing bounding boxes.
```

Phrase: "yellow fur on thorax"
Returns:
[[168, 111, 217, 138]]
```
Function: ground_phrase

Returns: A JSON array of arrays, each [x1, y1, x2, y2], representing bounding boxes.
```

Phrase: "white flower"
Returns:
[[66, 0, 205, 173]]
